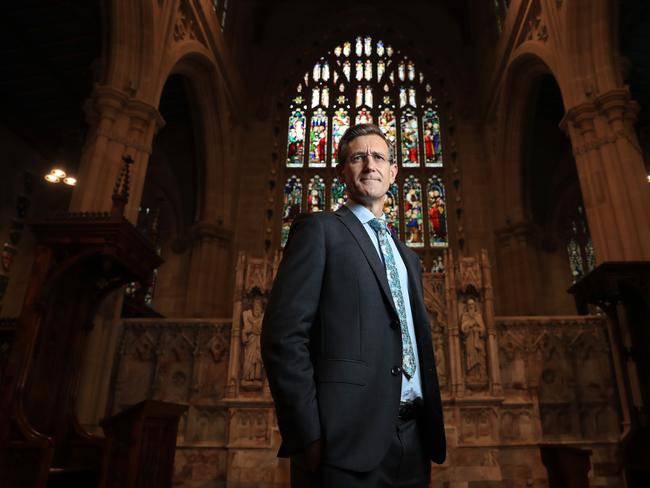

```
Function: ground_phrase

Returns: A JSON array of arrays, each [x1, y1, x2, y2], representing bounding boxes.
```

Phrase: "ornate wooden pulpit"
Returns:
[[0, 157, 163, 487]]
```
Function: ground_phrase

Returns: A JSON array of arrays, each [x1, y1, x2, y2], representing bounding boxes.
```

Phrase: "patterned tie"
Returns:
[[368, 218, 417, 378]]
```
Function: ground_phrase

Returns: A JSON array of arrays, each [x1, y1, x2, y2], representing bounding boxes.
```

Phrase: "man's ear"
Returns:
[[390, 162, 398, 183]]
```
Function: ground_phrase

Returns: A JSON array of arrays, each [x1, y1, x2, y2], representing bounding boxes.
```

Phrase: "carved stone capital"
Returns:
[[561, 102, 598, 136]]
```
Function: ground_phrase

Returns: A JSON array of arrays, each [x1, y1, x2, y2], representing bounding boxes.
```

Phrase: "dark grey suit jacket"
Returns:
[[261, 206, 446, 472]]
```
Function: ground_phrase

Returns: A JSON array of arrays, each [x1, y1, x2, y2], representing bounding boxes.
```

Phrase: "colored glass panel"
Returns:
[[400, 109, 420, 167], [355, 60, 363, 81], [427, 176, 448, 247], [334, 45, 342, 57], [308, 109, 328, 167], [384, 183, 399, 239], [313, 63, 321, 81], [379, 108, 397, 158], [322, 62, 330, 81], [322, 87, 329, 107], [403, 175, 424, 247], [376, 40, 385, 56], [356, 108, 372, 124], [407, 61, 415, 81], [423, 108, 443, 167], [408, 87, 416, 106], [282, 175, 302, 246], [365, 87, 373, 107], [286, 109, 305, 167], [307, 175, 325, 212], [355, 86, 363, 107], [343, 60, 351, 81], [398, 61, 405, 81], [311, 88, 319, 108], [364, 60, 372, 80], [567, 236, 584, 283], [343, 42, 351, 56], [355, 36, 363, 56], [331, 108, 350, 165], [364, 36, 372, 56], [386, 45, 394, 56], [399, 87, 407, 107], [331, 177, 348, 210], [377, 60, 385, 81]]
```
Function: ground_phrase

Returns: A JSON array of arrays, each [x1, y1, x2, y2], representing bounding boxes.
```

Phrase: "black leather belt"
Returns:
[[397, 400, 421, 421]]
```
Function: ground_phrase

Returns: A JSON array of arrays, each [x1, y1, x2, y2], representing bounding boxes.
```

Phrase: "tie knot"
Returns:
[[368, 218, 387, 234]]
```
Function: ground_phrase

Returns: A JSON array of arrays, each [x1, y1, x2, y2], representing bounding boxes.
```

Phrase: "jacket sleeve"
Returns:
[[261, 213, 325, 455]]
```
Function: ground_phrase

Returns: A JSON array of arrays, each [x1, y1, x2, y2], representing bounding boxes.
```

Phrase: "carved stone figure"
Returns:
[[461, 298, 488, 382], [459, 256, 481, 292], [241, 296, 265, 388]]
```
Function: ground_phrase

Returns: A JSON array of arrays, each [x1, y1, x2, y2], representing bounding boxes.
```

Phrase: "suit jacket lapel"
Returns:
[[335, 206, 398, 316]]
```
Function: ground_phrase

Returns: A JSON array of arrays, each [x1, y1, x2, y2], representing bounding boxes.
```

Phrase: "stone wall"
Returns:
[[106, 250, 625, 487]]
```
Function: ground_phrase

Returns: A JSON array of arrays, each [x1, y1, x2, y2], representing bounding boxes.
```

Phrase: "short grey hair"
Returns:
[[336, 123, 394, 166]]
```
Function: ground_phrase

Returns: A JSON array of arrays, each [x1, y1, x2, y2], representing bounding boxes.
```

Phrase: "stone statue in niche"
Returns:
[[460, 298, 488, 384], [241, 294, 265, 389]]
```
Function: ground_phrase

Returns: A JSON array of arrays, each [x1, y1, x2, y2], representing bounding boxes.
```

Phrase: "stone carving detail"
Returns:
[[185, 407, 228, 445], [460, 408, 497, 443], [459, 256, 481, 293], [240, 293, 265, 389], [109, 320, 231, 441], [423, 271, 448, 388], [460, 298, 488, 387], [228, 409, 271, 448], [173, 0, 206, 45]]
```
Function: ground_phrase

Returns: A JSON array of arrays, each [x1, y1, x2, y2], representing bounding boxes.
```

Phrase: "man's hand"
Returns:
[[304, 439, 322, 473]]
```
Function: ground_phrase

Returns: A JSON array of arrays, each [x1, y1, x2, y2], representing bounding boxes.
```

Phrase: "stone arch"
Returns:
[[155, 49, 232, 225], [497, 47, 561, 225]]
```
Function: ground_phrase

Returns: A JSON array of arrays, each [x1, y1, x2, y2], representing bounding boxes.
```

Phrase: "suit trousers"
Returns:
[[290, 417, 431, 488]]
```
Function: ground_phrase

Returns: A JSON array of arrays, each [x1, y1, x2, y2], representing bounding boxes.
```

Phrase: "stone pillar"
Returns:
[[445, 250, 464, 397], [70, 84, 165, 222], [495, 221, 540, 315], [74, 84, 163, 431], [481, 249, 503, 396], [561, 89, 650, 262], [185, 221, 233, 317]]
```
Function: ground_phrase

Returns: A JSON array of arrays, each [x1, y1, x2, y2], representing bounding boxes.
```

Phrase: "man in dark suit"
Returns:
[[261, 124, 446, 487]]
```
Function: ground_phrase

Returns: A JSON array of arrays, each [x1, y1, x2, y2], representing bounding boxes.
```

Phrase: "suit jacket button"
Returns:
[[391, 366, 402, 376], [391, 320, 400, 329]]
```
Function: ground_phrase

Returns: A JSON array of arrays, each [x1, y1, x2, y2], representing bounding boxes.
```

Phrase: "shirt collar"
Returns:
[[346, 201, 386, 226]]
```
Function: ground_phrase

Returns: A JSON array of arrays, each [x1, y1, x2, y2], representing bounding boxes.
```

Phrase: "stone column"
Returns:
[[561, 89, 650, 262], [185, 221, 233, 317], [481, 249, 503, 396], [70, 84, 165, 222], [445, 250, 464, 397], [495, 221, 540, 315], [74, 84, 163, 431]]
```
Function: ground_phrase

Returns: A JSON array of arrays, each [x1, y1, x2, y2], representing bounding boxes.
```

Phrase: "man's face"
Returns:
[[336, 134, 397, 206]]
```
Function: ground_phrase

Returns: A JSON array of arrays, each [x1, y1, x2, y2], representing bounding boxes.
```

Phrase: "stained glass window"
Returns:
[[566, 206, 595, 283], [282, 176, 302, 246], [384, 183, 399, 238], [307, 175, 325, 212], [427, 176, 448, 247], [331, 177, 347, 210], [281, 35, 449, 265]]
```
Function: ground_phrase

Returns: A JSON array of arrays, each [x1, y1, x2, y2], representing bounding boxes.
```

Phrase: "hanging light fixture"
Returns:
[[44, 167, 77, 186]]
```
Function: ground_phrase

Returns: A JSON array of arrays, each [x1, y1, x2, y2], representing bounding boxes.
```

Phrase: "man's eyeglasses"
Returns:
[[347, 151, 392, 164]]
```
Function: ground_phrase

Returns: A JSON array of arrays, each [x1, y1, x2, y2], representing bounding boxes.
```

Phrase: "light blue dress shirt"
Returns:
[[347, 203, 423, 402]]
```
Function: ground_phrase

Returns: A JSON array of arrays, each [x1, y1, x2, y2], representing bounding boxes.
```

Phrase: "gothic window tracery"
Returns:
[[281, 35, 449, 262]]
